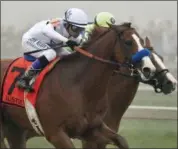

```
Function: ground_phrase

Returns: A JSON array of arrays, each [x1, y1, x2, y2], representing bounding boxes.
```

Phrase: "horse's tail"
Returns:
[[0, 102, 7, 148], [0, 60, 12, 148]]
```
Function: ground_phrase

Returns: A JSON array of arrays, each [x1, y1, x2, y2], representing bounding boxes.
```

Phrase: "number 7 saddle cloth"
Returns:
[[1, 57, 59, 108]]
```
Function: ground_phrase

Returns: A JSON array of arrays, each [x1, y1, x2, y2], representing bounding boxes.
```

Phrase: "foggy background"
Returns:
[[1, 1, 177, 77], [1, 2, 177, 148]]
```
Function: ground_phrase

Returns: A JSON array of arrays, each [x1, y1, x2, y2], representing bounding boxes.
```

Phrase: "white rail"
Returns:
[[129, 105, 177, 111], [124, 105, 177, 120]]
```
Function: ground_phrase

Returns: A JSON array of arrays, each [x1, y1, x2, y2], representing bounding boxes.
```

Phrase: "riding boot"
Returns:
[[16, 55, 49, 92]]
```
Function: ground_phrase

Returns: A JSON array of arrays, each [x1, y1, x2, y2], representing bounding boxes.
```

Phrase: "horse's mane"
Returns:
[[82, 22, 134, 49], [120, 22, 132, 28], [83, 22, 133, 47], [59, 22, 133, 62], [82, 26, 109, 49], [57, 27, 106, 62]]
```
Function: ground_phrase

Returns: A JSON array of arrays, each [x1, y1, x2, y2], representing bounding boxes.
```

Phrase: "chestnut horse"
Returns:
[[0, 23, 156, 148], [82, 37, 177, 148]]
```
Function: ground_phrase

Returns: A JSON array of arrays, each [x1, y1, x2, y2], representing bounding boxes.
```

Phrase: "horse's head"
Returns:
[[109, 22, 156, 80], [144, 37, 177, 94]]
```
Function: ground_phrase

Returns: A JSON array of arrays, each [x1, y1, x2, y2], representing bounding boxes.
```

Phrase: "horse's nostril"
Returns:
[[142, 67, 151, 78], [142, 67, 151, 73], [165, 80, 176, 91], [166, 80, 172, 84], [166, 80, 173, 85]]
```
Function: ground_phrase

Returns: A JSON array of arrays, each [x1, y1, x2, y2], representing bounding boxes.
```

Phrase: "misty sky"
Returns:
[[1, 1, 177, 29]]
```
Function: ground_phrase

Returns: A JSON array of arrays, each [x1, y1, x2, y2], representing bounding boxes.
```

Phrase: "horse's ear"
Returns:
[[121, 22, 131, 28], [116, 22, 132, 34], [126, 22, 131, 28], [145, 36, 152, 50]]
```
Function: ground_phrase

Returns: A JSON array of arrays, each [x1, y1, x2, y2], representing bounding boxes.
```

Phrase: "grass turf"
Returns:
[[27, 119, 177, 148]]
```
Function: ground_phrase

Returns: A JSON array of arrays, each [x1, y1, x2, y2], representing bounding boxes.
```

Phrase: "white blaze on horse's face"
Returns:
[[152, 53, 177, 86], [132, 34, 156, 79]]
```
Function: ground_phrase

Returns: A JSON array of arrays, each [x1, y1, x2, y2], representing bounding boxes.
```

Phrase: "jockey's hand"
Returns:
[[66, 40, 79, 49]]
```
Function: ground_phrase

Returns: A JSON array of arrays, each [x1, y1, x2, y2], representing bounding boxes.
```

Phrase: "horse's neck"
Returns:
[[110, 71, 139, 106], [79, 31, 116, 99], [54, 30, 116, 102]]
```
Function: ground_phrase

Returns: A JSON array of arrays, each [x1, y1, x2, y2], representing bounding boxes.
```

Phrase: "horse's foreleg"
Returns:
[[101, 122, 129, 149], [46, 130, 75, 148], [0, 129, 7, 149], [82, 122, 129, 149], [0, 140, 7, 149], [82, 140, 99, 149], [82, 128, 110, 149], [3, 121, 27, 148], [83, 122, 128, 149]]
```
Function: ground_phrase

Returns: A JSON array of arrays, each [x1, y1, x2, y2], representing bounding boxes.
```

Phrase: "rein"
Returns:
[[74, 29, 134, 70], [76, 45, 140, 80], [74, 46, 131, 68]]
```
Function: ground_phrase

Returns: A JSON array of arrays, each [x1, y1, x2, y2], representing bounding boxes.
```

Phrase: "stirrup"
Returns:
[[16, 79, 35, 93], [25, 85, 35, 93], [16, 73, 37, 92]]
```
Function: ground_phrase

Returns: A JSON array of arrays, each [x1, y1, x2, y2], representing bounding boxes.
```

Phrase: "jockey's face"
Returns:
[[68, 25, 84, 38]]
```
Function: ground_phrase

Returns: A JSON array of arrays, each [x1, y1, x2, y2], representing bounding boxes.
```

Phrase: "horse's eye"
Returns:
[[125, 40, 133, 46]]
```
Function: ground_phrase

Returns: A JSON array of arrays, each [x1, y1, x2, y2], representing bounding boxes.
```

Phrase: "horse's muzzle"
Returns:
[[162, 73, 177, 94]]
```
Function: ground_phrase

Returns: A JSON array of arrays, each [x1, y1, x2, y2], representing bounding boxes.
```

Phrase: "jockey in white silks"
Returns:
[[16, 8, 88, 92]]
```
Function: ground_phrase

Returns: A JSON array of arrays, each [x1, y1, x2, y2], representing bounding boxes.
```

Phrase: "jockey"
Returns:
[[82, 12, 116, 43], [16, 8, 88, 92]]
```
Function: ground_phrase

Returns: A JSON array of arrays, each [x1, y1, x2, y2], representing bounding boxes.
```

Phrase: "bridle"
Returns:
[[143, 69, 170, 93], [76, 26, 139, 73], [75, 27, 171, 94]]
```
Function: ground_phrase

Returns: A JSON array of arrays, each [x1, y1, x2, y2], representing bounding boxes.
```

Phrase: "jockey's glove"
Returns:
[[66, 40, 79, 49]]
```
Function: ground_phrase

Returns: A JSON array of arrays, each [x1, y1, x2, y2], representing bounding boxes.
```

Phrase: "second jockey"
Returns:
[[82, 12, 116, 43], [16, 8, 88, 92]]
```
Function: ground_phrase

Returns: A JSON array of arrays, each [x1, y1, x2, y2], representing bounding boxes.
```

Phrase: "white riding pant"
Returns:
[[22, 37, 71, 62]]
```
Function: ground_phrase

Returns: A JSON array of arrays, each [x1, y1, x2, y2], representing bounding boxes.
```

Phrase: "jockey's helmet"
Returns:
[[63, 8, 88, 29], [94, 12, 116, 28]]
